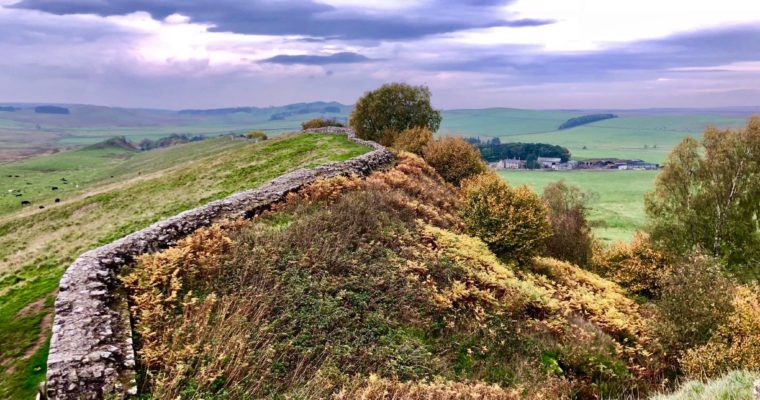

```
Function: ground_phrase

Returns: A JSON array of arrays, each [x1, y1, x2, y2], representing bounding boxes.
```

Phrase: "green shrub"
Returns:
[[301, 117, 344, 130], [459, 173, 550, 262], [656, 254, 735, 353], [423, 137, 486, 186], [541, 180, 595, 266], [246, 130, 268, 141], [680, 284, 760, 378], [350, 83, 441, 144], [392, 127, 433, 156]]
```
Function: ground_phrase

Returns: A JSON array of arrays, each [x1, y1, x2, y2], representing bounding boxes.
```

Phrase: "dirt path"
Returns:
[[23, 312, 53, 359]]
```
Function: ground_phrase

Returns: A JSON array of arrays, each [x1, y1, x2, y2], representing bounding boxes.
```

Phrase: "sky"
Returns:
[[1, 0, 759, 110]]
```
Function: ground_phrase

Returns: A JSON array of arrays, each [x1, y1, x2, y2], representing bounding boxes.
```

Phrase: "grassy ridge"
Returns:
[[498, 170, 658, 242], [0, 133, 369, 399]]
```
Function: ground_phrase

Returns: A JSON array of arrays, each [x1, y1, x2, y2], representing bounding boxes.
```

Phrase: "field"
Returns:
[[446, 111, 750, 163], [0, 133, 369, 399], [498, 169, 659, 242]]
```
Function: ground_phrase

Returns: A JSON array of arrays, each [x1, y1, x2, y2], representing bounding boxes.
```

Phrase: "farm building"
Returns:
[[537, 157, 562, 169], [618, 160, 659, 170], [490, 159, 527, 169], [554, 160, 578, 170]]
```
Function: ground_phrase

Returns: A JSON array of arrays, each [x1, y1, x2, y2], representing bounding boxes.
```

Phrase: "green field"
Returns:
[[439, 109, 750, 163], [0, 133, 369, 399], [498, 169, 659, 242]]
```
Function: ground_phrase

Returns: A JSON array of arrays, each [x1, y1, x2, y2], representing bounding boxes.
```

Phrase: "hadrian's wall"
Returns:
[[45, 129, 394, 399]]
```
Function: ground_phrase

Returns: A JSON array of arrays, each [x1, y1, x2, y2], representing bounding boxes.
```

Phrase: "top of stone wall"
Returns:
[[45, 129, 393, 399]]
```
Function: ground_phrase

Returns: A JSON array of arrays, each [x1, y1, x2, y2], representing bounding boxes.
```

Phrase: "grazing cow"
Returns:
[[55, 198, 60, 203], [51, 186, 58, 191], [39, 205, 44, 209], [15, 193, 22, 197], [21, 200, 31, 205]]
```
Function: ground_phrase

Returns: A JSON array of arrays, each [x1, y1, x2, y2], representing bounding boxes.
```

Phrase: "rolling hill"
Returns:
[[1, 102, 756, 164]]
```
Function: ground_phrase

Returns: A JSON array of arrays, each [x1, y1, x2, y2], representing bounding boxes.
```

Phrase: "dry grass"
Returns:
[[123, 152, 682, 399]]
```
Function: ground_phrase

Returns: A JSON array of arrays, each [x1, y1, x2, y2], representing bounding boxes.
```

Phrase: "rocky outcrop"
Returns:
[[45, 129, 393, 399]]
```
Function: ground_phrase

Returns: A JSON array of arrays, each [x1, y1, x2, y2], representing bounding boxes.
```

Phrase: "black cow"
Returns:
[[55, 198, 61, 203], [39, 205, 44, 209], [21, 200, 31, 206], [51, 186, 59, 191]]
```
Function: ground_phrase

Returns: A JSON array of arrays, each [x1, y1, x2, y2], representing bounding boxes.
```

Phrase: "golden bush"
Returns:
[[681, 284, 760, 378], [593, 232, 672, 297], [282, 152, 462, 229], [245, 130, 268, 141], [423, 136, 486, 186], [392, 126, 433, 155], [459, 173, 550, 263]]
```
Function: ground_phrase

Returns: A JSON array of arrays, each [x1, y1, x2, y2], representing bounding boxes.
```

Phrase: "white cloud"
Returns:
[[448, 0, 760, 51]]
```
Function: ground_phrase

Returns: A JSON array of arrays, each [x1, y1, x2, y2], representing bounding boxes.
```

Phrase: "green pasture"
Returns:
[[498, 169, 659, 243]]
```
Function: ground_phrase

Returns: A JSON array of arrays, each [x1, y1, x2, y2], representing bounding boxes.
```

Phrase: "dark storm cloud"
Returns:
[[261, 51, 371, 65], [425, 25, 760, 82], [9, 0, 554, 40]]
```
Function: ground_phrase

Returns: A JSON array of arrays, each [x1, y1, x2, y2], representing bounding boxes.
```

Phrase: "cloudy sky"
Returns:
[[1, 0, 759, 109]]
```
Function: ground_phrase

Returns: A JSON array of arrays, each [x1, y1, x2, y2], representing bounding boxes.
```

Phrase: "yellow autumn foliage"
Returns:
[[392, 126, 433, 156], [459, 172, 551, 263], [593, 232, 672, 297], [680, 284, 760, 378]]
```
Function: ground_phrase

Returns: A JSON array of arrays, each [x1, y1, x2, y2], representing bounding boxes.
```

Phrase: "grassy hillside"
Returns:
[[0, 133, 369, 399], [498, 170, 658, 242], [651, 370, 760, 400]]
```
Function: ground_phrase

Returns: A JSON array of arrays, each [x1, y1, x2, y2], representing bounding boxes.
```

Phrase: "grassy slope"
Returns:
[[0, 133, 369, 399], [651, 370, 760, 400], [498, 169, 658, 242]]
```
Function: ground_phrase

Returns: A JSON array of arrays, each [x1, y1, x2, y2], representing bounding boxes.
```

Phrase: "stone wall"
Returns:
[[45, 129, 393, 399]]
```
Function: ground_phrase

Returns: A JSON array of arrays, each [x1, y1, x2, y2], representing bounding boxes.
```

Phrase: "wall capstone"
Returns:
[[45, 129, 393, 399]]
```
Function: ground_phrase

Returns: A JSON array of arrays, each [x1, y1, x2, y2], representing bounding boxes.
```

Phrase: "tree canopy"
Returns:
[[645, 117, 760, 270], [349, 83, 442, 144]]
